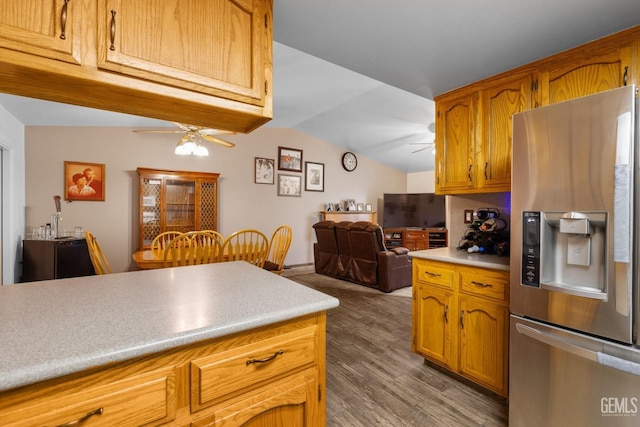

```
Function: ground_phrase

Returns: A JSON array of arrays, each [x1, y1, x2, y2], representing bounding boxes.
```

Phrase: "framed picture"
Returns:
[[255, 157, 275, 184], [278, 146, 303, 172], [365, 203, 373, 212], [357, 203, 364, 211], [64, 161, 105, 201], [346, 199, 356, 211], [277, 173, 302, 197], [305, 161, 324, 192]]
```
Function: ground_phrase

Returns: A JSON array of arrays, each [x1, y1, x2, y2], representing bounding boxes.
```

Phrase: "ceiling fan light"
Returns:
[[174, 143, 190, 155], [194, 144, 209, 157]]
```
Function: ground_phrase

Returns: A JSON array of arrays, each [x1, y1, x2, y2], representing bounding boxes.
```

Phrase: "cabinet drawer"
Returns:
[[413, 261, 456, 289], [191, 326, 317, 411], [460, 269, 509, 301], [0, 368, 176, 427]]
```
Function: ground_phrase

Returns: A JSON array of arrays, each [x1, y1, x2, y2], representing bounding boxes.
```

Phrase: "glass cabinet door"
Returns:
[[141, 177, 162, 247], [164, 179, 196, 232]]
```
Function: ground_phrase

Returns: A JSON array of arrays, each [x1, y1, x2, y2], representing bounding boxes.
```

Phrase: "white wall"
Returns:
[[407, 170, 435, 193], [0, 106, 25, 284], [25, 126, 410, 274]]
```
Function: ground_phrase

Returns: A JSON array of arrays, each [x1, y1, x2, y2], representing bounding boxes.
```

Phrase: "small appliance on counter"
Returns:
[[510, 85, 640, 426]]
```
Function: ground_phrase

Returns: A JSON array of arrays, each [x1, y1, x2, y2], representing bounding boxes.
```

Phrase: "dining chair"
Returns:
[[163, 231, 222, 267], [85, 231, 112, 274], [221, 229, 269, 268], [194, 230, 225, 246], [150, 231, 183, 256], [263, 225, 293, 275]]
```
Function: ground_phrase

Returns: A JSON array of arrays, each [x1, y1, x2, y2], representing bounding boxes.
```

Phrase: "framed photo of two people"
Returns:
[[64, 161, 105, 201]]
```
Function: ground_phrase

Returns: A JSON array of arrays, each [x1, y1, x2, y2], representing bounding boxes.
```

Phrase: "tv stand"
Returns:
[[383, 227, 448, 251]]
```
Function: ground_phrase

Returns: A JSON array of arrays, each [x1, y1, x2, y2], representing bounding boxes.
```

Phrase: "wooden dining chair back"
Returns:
[[194, 230, 225, 246], [150, 231, 183, 256], [163, 231, 222, 268], [221, 229, 269, 268], [85, 231, 112, 274], [264, 225, 293, 274]]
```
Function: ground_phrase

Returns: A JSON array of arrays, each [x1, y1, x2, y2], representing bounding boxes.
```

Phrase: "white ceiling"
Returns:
[[1, 0, 639, 173]]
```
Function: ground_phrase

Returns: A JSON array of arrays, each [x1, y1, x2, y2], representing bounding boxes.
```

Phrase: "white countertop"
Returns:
[[0, 262, 339, 392], [408, 247, 510, 271]]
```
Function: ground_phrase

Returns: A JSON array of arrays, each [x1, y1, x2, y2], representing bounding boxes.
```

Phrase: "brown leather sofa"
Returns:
[[312, 220, 412, 292]]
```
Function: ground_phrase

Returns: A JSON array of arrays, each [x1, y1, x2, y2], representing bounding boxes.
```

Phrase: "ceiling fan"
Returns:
[[133, 122, 235, 156]]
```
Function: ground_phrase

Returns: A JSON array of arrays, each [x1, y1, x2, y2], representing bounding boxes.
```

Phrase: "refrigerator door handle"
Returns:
[[515, 323, 597, 362], [516, 323, 640, 376]]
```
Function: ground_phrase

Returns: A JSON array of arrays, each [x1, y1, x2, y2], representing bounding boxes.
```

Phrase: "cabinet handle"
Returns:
[[623, 66, 628, 86], [60, 0, 70, 40], [484, 162, 488, 179], [424, 270, 441, 277], [246, 349, 284, 365], [444, 305, 449, 323], [468, 165, 472, 182], [109, 10, 117, 51], [471, 280, 493, 288], [460, 311, 464, 329], [56, 408, 103, 427]]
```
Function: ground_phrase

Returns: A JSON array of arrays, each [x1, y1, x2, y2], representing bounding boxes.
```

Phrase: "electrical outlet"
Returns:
[[464, 210, 474, 224]]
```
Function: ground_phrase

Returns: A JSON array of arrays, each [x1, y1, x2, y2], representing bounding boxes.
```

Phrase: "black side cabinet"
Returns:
[[22, 238, 96, 282]]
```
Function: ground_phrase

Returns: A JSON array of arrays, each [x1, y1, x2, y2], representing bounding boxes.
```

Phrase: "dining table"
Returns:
[[132, 248, 268, 270], [132, 250, 165, 270]]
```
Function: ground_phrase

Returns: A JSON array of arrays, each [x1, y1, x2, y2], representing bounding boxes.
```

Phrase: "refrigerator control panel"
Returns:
[[522, 211, 540, 287]]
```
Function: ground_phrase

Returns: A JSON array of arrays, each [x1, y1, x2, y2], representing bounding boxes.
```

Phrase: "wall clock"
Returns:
[[342, 152, 358, 172]]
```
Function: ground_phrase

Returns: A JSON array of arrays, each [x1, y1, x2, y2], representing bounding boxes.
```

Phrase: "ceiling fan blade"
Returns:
[[133, 129, 184, 134], [200, 134, 235, 148], [199, 128, 236, 136], [411, 146, 430, 154]]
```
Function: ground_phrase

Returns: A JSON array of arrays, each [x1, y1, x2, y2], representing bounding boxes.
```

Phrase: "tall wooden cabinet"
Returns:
[[435, 26, 640, 195], [412, 258, 509, 397], [137, 168, 219, 250]]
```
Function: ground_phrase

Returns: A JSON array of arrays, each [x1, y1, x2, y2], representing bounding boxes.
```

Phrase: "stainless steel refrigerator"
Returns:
[[510, 85, 640, 426]]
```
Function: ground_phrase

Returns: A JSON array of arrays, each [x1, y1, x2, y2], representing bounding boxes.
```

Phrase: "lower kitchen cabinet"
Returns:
[[0, 313, 325, 426], [411, 258, 509, 397]]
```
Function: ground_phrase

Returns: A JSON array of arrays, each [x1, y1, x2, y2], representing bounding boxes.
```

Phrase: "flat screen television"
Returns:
[[382, 193, 446, 229]]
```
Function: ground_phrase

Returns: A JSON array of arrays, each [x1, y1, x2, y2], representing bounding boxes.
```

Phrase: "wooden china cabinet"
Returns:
[[137, 168, 220, 250]]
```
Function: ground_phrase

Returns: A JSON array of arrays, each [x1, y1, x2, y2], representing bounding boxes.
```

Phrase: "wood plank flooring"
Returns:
[[283, 267, 508, 426]]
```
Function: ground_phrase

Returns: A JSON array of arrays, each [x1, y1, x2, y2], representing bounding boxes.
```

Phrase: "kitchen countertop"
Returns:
[[0, 261, 339, 392], [408, 247, 510, 271]]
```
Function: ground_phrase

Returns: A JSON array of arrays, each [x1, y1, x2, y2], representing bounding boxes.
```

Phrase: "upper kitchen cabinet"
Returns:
[[435, 73, 529, 194], [536, 40, 635, 105], [97, 0, 267, 106], [435, 90, 477, 194], [435, 25, 639, 195], [0, 0, 273, 133], [478, 74, 530, 191], [0, 0, 82, 64]]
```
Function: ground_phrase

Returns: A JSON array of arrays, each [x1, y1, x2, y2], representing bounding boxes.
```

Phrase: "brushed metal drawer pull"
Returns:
[[246, 349, 284, 366], [60, 0, 70, 40], [56, 407, 103, 427], [471, 281, 493, 288], [424, 271, 441, 277]]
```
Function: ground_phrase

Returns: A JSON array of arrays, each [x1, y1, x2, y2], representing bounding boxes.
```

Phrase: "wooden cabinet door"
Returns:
[[97, 0, 267, 105], [435, 91, 478, 194], [541, 43, 633, 105], [458, 295, 508, 395], [478, 74, 530, 192], [412, 283, 457, 370], [0, 0, 81, 64]]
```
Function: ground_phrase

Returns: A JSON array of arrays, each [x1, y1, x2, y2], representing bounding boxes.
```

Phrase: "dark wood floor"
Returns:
[[284, 268, 508, 426]]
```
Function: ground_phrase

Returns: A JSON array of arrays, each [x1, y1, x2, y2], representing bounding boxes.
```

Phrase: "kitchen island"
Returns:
[[0, 261, 339, 426]]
